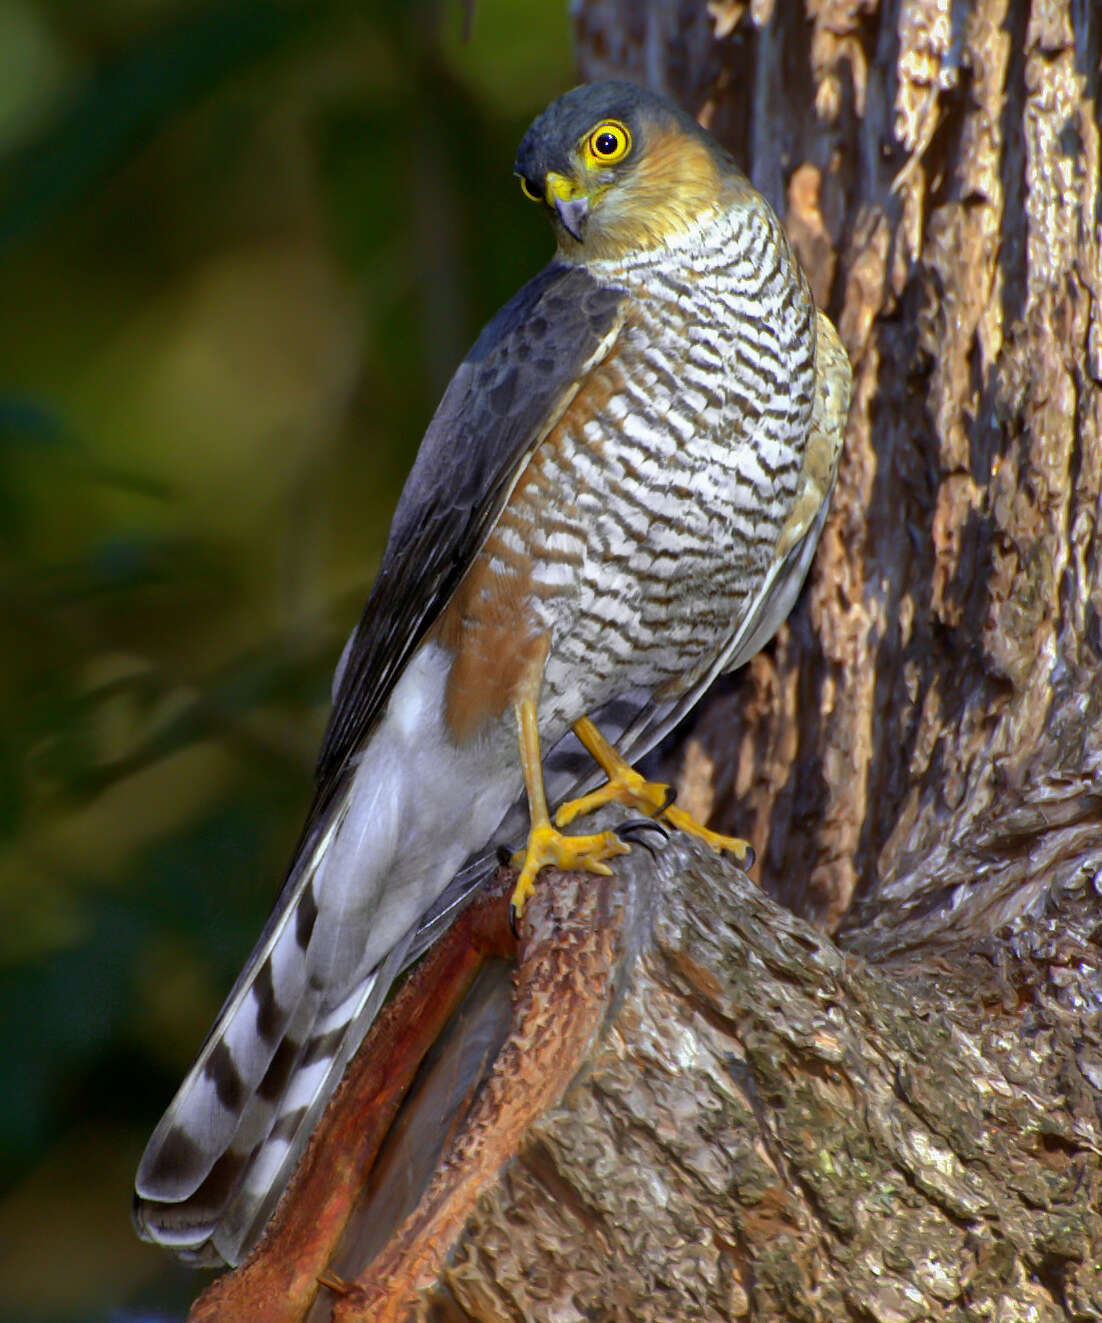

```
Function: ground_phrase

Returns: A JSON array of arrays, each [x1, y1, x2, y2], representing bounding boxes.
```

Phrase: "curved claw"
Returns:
[[614, 816, 670, 858]]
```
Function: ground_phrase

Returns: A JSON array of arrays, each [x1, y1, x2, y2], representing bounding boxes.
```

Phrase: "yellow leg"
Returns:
[[556, 717, 753, 865], [510, 699, 630, 918]]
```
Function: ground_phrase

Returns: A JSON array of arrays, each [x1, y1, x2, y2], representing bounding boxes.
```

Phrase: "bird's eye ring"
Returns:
[[585, 120, 631, 166], [518, 175, 543, 203]]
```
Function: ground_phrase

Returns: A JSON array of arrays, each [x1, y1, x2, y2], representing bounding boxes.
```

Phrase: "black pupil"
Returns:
[[595, 131, 619, 156]]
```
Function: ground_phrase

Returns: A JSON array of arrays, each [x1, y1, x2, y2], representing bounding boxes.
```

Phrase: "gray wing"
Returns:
[[316, 261, 628, 796]]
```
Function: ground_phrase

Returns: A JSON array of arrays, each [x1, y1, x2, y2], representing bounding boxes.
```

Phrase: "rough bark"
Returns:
[[417, 828, 1102, 1322], [188, 1, 1102, 1319]]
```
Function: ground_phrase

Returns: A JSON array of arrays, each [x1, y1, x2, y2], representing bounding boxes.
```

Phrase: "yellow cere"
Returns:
[[583, 119, 631, 168], [545, 171, 578, 203]]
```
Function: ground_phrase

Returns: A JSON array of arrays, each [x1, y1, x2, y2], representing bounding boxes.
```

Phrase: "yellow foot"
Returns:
[[509, 820, 630, 918], [555, 770, 753, 867], [554, 765, 671, 828], [662, 804, 754, 866]]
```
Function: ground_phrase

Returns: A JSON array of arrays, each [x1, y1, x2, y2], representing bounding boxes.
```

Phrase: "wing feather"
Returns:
[[315, 261, 628, 795]]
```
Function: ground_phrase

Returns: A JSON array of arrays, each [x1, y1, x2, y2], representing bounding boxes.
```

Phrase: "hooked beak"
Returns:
[[554, 195, 590, 241], [545, 172, 589, 242]]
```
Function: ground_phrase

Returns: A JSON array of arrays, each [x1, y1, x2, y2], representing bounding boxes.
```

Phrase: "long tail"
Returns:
[[133, 793, 432, 1265], [134, 643, 519, 1268]]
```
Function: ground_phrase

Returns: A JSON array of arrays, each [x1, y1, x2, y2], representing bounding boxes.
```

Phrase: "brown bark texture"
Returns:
[[189, 1, 1102, 1319]]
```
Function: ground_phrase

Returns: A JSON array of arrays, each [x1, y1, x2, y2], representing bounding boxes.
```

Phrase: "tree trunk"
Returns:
[[189, 0, 1102, 1318]]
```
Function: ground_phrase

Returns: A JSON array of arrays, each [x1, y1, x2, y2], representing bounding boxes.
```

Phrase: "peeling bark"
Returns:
[[188, 2, 1102, 1319]]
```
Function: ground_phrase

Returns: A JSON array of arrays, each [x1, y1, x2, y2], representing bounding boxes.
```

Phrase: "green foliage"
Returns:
[[0, 1, 572, 1316]]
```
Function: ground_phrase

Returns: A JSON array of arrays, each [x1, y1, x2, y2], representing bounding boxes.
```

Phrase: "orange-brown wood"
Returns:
[[335, 866, 625, 1323], [185, 862, 626, 1323]]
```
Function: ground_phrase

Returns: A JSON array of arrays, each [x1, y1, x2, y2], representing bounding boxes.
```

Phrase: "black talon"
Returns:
[[615, 816, 670, 856], [508, 901, 520, 937], [497, 843, 513, 866], [658, 784, 677, 813], [617, 815, 670, 841]]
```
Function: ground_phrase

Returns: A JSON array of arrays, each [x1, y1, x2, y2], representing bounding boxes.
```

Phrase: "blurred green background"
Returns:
[[0, 2, 573, 1317]]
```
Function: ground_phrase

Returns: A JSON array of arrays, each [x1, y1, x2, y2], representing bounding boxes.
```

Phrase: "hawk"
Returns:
[[134, 80, 851, 1268]]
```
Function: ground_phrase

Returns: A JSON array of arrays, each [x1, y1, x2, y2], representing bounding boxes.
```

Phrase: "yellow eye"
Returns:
[[518, 175, 543, 202], [585, 120, 631, 167]]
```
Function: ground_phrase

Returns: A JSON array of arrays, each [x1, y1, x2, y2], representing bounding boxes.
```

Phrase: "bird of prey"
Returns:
[[134, 80, 851, 1268]]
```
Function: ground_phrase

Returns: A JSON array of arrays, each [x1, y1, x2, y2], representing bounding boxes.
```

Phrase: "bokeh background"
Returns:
[[0, 2, 574, 1318]]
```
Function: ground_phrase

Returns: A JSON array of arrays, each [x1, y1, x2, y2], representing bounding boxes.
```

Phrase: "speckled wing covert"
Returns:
[[133, 261, 628, 1267]]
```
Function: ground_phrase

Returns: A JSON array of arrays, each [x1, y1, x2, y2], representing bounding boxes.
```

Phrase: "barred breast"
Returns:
[[436, 195, 817, 757], [534, 199, 814, 723]]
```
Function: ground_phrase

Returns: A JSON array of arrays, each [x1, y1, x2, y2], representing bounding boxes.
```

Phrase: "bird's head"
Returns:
[[514, 82, 736, 261]]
